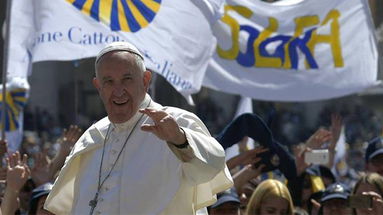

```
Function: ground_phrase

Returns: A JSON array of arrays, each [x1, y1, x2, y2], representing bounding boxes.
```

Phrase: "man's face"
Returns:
[[93, 51, 151, 123], [367, 154, 383, 176]]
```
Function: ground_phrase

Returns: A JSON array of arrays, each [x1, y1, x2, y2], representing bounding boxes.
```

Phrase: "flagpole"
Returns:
[[1, 0, 12, 141]]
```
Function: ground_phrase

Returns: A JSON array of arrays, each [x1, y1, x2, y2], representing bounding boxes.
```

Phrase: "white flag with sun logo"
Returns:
[[8, 0, 224, 97]]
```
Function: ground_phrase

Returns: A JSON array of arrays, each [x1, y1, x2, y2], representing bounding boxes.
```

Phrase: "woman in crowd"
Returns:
[[352, 173, 383, 215], [246, 179, 294, 215]]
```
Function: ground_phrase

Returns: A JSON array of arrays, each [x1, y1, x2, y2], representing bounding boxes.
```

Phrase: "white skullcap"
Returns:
[[95, 41, 144, 64]]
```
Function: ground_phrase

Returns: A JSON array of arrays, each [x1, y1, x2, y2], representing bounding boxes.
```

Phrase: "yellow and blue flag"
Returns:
[[0, 88, 28, 131], [67, 0, 162, 32], [0, 77, 29, 152]]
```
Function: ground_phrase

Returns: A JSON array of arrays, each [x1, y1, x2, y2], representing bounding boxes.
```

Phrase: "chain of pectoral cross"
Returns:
[[88, 192, 99, 215], [88, 100, 151, 215]]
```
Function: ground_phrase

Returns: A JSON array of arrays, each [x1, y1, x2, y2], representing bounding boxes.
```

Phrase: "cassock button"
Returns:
[[111, 149, 117, 154], [96, 211, 101, 215], [104, 187, 109, 191]]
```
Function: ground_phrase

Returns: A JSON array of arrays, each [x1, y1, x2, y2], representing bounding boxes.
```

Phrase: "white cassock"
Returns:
[[44, 94, 233, 215]]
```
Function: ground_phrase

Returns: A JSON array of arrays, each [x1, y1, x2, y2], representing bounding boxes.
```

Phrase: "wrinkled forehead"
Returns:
[[95, 42, 144, 75], [95, 51, 141, 77]]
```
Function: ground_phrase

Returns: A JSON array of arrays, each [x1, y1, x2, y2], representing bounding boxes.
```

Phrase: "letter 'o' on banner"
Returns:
[[67, 0, 162, 32]]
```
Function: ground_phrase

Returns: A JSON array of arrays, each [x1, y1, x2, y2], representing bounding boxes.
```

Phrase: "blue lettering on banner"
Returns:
[[234, 26, 319, 69], [142, 50, 193, 90], [67, 26, 122, 45], [31, 27, 192, 90], [68, 26, 82, 43], [259, 35, 290, 65], [33, 31, 64, 46], [33, 26, 124, 46], [236, 25, 258, 67]]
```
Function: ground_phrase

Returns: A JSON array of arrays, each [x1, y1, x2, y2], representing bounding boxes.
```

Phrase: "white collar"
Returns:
[[111, 94, 151, 132]]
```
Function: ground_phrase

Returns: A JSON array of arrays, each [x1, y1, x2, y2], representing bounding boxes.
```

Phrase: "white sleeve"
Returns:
[[165, 110, 225, 184], [167, 110, 234, 210]]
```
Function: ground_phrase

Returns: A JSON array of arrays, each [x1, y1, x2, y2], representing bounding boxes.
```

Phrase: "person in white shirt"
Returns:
[[44, 41, 233, 215]]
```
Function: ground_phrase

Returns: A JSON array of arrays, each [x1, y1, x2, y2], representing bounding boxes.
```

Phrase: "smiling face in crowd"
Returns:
[[93, 51, 151, 123]]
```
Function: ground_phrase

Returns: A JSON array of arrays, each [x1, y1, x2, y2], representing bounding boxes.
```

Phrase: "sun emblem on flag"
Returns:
[[0, 88, 28, 131], [67, 0, 162, 32]]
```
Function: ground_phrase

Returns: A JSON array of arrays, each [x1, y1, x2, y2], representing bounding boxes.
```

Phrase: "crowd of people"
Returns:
[[0, 101, 382, 214], [0, 125, 82, 214], [207, 111, 383, 215]]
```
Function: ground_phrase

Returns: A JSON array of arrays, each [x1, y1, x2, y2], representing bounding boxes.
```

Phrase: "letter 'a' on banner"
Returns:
[[7, 0, 225, 100], [203, 0, 381, 102]]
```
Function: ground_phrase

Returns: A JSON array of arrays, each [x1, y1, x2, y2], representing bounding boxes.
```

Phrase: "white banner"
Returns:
[[8, 0, 223, 97], [203, 0, 380, 101]]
